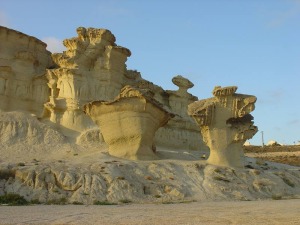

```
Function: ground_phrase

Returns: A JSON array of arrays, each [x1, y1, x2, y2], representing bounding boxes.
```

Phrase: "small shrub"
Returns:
[[93, 200, 117, 205], [72, 201, 84, 205], [0, 193, 29, 206], [272, 194, 282, 200], [178, 200, 196, 204], [154, 194, 161, 198], [47, 197, 67, 205], [116, 176, 125, 180], [30, 199, 41, 204], [213, 168, 221, 173], [119, 199, 132, 204], [17, 162, 25, 167], [0, 169, 15, 180], [162, 201, 175, 204]]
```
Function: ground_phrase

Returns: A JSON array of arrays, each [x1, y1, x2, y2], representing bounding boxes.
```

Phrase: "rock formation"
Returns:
[[1, 26, 300, 206], [42, 27, 205, 152], [188, 86, 258, 167], [0, 26, 53, 116], [84, 85, 174, 160], [0, 26, 207, 154], [44, 27, 131, 137], [155, 75, 206, 151]]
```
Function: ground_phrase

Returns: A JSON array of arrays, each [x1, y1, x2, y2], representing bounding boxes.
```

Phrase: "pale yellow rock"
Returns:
[[1, 26, 300, 207], [156, 75, 207, 151], [84, 85, 174, 160], [0, 26, 206, 151], [0, 26, 53, 116], [188, 86, 258, 168], [44, 27, 131, 136]]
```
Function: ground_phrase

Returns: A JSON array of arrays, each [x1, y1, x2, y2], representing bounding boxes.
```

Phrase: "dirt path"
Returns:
[[1, 199, 300, 225]]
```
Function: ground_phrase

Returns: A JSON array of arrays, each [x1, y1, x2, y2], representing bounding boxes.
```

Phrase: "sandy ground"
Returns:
[[1, 200, 300, 225], [244, 145, 300, 167]]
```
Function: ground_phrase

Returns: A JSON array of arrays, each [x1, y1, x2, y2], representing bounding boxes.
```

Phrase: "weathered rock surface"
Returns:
[[0, 111, 68, 162], [188, 86, 258, 168], [44, 27, 132, 137], [155, 75, 207, 151], [0, 26, 54, 116], [0, 26, 207, 152], [1, 158, 299, 204], [84, 86, 174, 160], [2, 26, 296, 206]]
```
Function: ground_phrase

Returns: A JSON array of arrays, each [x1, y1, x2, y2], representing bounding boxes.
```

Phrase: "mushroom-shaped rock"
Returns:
[[84, 85, 174, 160], [172, 75, 194, 97], [188, 86, 258, 168]]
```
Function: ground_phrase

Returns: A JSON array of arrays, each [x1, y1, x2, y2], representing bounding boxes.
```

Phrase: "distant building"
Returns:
[[267, 140, 281, 146], [243, 141, 251, 146]]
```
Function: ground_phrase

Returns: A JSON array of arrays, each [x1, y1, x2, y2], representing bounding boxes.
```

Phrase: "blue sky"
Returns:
[[1, 0, 300, 145]]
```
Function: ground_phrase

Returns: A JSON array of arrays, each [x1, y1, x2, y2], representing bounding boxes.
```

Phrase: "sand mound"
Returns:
[[0, 111, 65, 145], [0, 111, 70, 162]]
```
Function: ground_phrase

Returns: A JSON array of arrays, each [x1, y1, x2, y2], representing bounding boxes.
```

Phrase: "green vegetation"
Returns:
[[162, 201, 175, 204], [119, 199, 132, 204], [0, 193, 29, 206], [93, 200, 117, 205], [272, 194, 282, 200], [0, 169, 15, 180], [46, 197, 67, 205], [72, 201, 84, 205], [30, 199, 41, 204]]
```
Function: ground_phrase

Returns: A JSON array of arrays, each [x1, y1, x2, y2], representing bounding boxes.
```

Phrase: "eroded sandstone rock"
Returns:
[[188, 86, 258, 167], [44, 27, 131, 136], [0, 26, 207, 152], [84, 85, 174, 160], [0, 26, 53, 116], [156, 75, 206, 151]]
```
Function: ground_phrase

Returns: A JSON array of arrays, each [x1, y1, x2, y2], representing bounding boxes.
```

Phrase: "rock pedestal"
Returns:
[[84, 86, 174, 160], [155, 75, 206, 151], [188, 86, 258, 167]]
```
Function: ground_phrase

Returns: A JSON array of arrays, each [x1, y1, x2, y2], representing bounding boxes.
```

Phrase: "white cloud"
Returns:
[[0, 11, 9, 27], [42, 37, 65, 53]]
